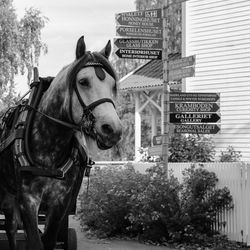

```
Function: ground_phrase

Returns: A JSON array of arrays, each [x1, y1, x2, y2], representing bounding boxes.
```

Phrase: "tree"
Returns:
[[0, 0, 47, 109]]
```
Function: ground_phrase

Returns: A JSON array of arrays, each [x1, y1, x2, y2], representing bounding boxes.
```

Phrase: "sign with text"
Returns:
[[170, 102, 220, 113], [152, 135, 163, 146], [114, 38, 163, 50], [174, 124, 220, 134], [170, 92, 220, 103], [170, 113, 221, 123], [116, 9, 162, 28], [116, 26, 163, 39], [168, 55, 196, 70], [148, 145, 163, 156], [168, 67, 195, 81], [115, 48, 162, 60]]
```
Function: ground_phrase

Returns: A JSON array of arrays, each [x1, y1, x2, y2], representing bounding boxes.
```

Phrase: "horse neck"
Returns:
[[29, 86, 73, 168]]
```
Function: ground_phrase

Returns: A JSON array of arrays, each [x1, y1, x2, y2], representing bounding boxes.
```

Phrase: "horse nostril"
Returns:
[[101, 124, 114, 136]]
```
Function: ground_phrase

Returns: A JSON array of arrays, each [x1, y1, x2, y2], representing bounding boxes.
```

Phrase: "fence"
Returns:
[[95, 161, 250, 245]]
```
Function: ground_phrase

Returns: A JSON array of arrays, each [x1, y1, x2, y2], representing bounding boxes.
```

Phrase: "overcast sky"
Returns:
[[13, 0, 135, 94]]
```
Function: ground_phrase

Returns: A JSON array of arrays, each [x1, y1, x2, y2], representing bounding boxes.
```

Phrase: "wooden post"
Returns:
[[134, 92, 141, 161], [162, 0, 170, 177]]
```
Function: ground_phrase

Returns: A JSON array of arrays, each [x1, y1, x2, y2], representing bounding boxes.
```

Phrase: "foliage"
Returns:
[[0, 0, 47, 108], [78, 164, 233, 246], [219, 146, 242, 162], [78, 164, 148, 237], [169, 135, 216, 162]]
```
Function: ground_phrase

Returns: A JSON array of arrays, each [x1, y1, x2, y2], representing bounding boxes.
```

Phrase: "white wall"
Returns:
[[182, 0, 250, 162]]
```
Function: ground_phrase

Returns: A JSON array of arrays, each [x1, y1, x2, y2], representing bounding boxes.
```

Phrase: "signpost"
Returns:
[[168, 55, 196, 70], [170, 92, 220, 102], [115, 48, 162, 60], [114, 38, 163, 50], [153, 135, 163, 145], [168, 67, 195, 81], [174, 124, 220, 134], [170, 102, 220, 113], [170, 113, 221, 123], [115, 9, 162, 28], [116, 26, 162, 39]]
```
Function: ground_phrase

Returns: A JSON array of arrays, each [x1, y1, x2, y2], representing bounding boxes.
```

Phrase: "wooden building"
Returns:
[[182, 0, 250, 161]]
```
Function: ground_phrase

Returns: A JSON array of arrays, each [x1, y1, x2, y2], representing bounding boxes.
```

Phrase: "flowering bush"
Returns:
[[78, 164, 233, 244]]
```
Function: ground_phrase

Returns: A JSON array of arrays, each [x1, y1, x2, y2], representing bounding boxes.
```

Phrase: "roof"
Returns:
[[119, 53, 180, 91]]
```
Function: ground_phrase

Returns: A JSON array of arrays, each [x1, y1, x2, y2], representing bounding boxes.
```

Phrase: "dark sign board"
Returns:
[[115, 9, 162, 28], [114, 38, 163, 50], [116, 26, 162, 39], [170, 102, 220, 113], [174, 124, 220, 134], [170, 92, 220, 103], [152, 135, 162, 145], [170, 113, 221, 123], [115, 48, 162, 60]]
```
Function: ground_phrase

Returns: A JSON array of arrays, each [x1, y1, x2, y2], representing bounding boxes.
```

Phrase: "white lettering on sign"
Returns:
[[174, 103, 214, 112]]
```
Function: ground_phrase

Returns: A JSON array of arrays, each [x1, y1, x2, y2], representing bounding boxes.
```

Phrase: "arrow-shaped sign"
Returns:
[[170, 92, 220, 102], [115, 48, 162, 60], [114, 38, 163, 50], [174, 124, 220, 134], [116, 9, 162, 28], [116, 26, 163, 39], [170, 113, 221, 123], [170, 102, 220, 113], [168, 55, 196, 70], [168, 67, 195, 81]]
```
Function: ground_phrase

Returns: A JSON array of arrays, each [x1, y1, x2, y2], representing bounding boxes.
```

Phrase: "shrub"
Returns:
[[219, 146, 242, 162], [78, 164, 233, 245], [169, 135, 215, 162]]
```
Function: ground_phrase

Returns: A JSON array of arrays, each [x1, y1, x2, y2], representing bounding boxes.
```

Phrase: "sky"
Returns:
[[13, 0, 136, 94]]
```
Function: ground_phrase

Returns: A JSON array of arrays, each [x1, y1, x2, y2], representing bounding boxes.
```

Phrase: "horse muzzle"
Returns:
[[95, 122, 122, 150]]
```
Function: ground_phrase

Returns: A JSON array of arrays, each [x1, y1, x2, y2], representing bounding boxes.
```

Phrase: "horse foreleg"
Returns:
[[3, 207, 18, 250], [41, 202, 70, 250], [18, 194, 43, 250]]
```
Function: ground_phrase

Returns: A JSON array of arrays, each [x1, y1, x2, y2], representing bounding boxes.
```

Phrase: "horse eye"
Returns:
[[78, 78, 90, 87]]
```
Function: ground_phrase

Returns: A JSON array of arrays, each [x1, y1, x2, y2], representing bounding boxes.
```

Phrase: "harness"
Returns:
[[0, 58, 116, 179]]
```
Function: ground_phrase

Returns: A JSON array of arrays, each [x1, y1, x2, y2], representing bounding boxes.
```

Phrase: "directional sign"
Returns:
[[172, 0, 189, 4], [115, 9, 162, 28], [115, 48, 162, 60], [153, 135, 162, 146], [174, 124, 220, 134], [170, 113, 221, 123], [168, 67, 195, 81], [116, 26, 162, 39], [168, 55, 195, 70], [170, 92, 220, 103], [148, 145, 163, 156], [114, 38, 163, 50], [170, 102, 220, 113]]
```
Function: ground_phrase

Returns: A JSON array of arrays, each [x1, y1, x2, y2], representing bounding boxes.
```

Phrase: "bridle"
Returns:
[[69, 60, 116, 138]]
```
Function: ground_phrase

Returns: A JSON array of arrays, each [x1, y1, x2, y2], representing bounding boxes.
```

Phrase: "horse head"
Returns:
[[67, 36, 122, 150]]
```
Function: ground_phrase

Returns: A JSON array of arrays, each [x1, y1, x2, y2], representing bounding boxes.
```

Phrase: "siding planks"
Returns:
[[183, 0, 250, 162]]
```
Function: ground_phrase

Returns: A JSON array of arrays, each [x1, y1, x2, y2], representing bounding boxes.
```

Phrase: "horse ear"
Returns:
[[100, 40, 111, 59], [76, 36, 86, 59]]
